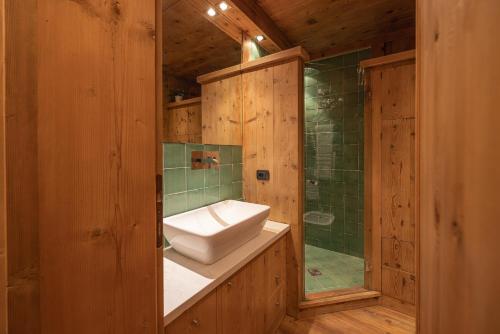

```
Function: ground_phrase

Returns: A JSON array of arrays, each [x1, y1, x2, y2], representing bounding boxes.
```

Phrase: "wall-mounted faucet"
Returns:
[[191, 151, 220, 169]]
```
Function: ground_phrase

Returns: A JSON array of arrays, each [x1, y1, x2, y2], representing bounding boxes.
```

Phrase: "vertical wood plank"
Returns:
[[242, 58, 303, 316], [202, 76, 242, 146], [202, 81, 217, 143], [366, 55, 416, 312], [242, 67, 274, 206], [242, 70, 258, 203], [419, 0, 500, 332], [0, 0, 7, 330], [4, 0, 40, 332], [381, 119, 415, 243], [37, 1, 157, 332], [272, 59, 303, 316]]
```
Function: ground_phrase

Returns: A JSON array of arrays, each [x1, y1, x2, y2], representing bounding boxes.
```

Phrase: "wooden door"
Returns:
[[419, 0, 500, 332], [36, 1, 160, 333], [364, 53, 417, 315]]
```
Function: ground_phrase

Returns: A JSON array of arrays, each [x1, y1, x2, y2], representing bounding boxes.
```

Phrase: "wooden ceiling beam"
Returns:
[[184, 0, 292, 53]]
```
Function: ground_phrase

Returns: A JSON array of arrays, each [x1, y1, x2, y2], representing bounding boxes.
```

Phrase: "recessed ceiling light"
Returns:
[[256, 35, 265, 42], [207, 7, 217, 17], [219, 1, 229, 11]]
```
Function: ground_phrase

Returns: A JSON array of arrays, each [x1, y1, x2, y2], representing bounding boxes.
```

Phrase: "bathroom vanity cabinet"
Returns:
[[164, 237, 286, 334]]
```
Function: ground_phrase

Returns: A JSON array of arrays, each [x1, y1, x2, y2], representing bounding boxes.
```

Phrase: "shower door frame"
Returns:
[[300, 50, 382, 310]]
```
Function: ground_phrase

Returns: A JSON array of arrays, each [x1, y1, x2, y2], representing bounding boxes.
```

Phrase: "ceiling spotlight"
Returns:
[[219, 1, 229, 11], [256, 35, 265, 42], [207, 7, 217, 17]]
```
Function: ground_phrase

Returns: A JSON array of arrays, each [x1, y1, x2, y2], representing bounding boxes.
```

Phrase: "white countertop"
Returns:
[[163, 220, 290, 326]]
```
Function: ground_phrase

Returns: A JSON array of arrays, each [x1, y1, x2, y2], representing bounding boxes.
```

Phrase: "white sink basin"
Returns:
[[163, 200, 270, 264]]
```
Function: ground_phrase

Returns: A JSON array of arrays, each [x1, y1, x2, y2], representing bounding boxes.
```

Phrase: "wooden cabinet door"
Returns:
[[217, 265, 253, 334], [218, 239, 286, 334], [165, 291, 217, 334], [263, 239, 286, 332]]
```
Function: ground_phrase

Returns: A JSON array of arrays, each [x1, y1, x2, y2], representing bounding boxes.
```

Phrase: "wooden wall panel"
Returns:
[[0, 0, 6, 330], [202, 75, 242, 145], [37, 1, 158, 333], [419, 0, 500, 333], [242, 67, 274, 206], [242, 59, 303, 316], [4, 0, 40, 332], [164, 101, 202, 143], [365, 55, 416, 314]]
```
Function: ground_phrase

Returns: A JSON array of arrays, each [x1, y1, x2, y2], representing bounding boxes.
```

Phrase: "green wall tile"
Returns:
[[220, 146, 232, 164], [204, 186, 220, 204], [232, 182, 243, 199], [205, 168, 219, 187], [187, 168, 204, 191], [164, 168, 186, 194], [232, 146, 242, 163], [220, 184, 232, 200], [220, 165, 232, 185], [187, 189, 204, 210], [164, 144, 186, 168], [232, 164, 242, 182], [163, 144, 244, 217], [165, 193, 187, 216]]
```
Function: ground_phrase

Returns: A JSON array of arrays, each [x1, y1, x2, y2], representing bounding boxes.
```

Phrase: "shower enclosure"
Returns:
[[303, 49, 371, 296]]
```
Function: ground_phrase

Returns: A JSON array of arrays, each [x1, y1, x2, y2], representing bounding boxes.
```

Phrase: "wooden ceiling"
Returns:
[[163, 0, 415, 81], [256, 0, 415, 57], [163, 0, 241, 82]]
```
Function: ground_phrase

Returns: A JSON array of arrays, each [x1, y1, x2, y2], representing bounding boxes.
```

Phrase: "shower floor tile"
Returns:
[[305, 244, 364, 294]]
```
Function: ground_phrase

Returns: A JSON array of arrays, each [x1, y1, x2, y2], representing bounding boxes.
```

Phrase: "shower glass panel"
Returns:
[[303, 49, 371, 296]]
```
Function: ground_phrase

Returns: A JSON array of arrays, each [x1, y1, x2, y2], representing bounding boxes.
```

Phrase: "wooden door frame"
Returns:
[[361, 50, 417, 316], [0, 0, 7, 330], [156, 0, 164, 332]]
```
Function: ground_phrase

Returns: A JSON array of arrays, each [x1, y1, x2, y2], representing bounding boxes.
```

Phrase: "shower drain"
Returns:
[[307, 268, 322, 277]]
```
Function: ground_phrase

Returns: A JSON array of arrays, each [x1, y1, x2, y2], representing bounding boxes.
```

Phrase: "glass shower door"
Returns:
[[303, 49, 371, 297]]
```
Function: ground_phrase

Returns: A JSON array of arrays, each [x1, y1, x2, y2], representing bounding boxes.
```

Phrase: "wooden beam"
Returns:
[[228, 0, 291, 51], [185, 0, 292, 53]]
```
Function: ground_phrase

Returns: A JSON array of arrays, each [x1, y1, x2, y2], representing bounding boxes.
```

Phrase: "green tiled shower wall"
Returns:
[[163, 143, 243, 217], [303, 49, 371, 258]]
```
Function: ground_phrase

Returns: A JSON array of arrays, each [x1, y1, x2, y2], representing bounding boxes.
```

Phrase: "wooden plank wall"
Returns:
[[419, 0, 500, 333], [202, 75, 242, 145], [242, 59, 303, 316], [0, 0, 6, 331], [37, 1, 158, 332], [368, 59, 416, 315], [4, 0, 40, 332], [164, 101, 202, 143]]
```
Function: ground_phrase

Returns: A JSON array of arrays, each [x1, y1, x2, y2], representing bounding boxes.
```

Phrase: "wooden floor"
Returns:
[[277, 306, 416, 334]]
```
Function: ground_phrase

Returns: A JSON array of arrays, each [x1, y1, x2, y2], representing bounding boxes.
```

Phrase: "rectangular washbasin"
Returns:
[[163, 200, 270, 264]]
